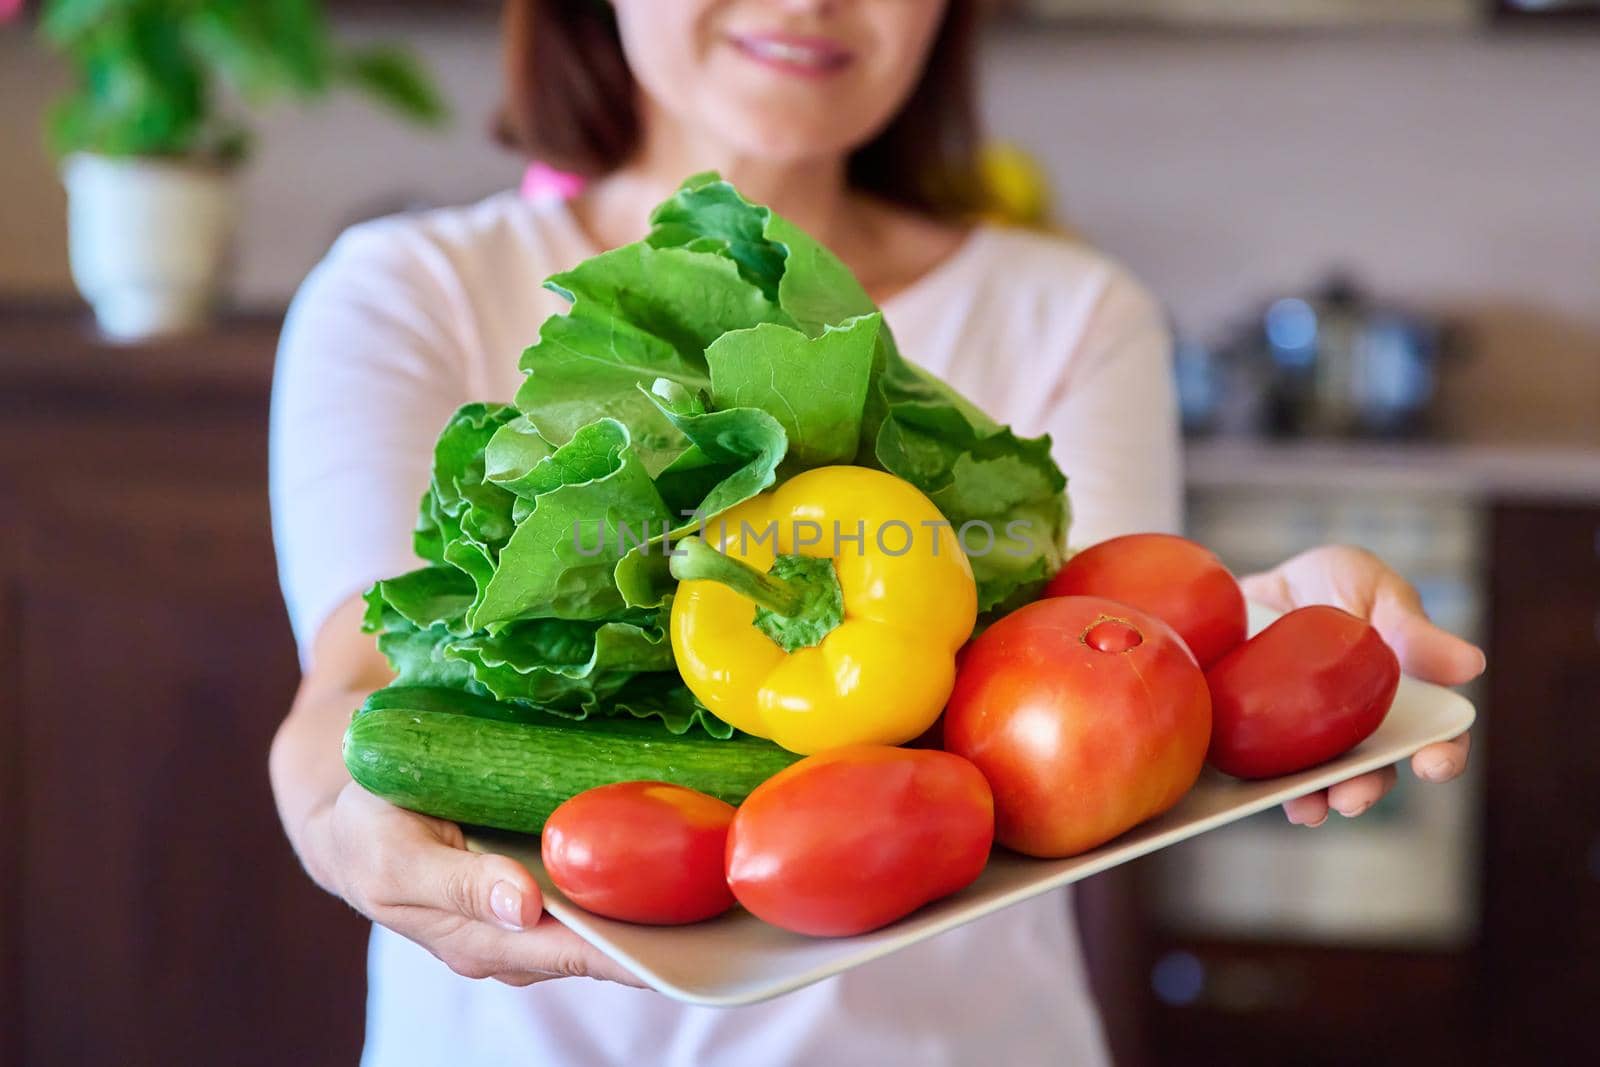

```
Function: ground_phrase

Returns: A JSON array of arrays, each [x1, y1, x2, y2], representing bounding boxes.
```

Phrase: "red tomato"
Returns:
[[1044, 533, 1246, 667], [541, 781, 736, 925], [943, 596, 1212, 858], [725, 747, 993, 937], [1206, 605, 1400, 779]]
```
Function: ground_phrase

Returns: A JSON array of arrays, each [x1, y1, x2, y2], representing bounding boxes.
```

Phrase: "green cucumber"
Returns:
[[356, 684, 539, 723], [343, 706, 800, 834]]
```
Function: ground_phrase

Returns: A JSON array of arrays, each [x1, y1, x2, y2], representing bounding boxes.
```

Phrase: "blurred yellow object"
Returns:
[[975, 143, 1054, 230]]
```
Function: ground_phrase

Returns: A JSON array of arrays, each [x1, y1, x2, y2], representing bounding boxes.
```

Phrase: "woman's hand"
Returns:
[[269, 594, 640, 990], [311, 782, 643, 988], [1239, 545, 1486, 827]]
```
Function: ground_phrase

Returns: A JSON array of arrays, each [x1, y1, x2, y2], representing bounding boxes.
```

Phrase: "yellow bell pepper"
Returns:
[[669, 466, 978, 755]]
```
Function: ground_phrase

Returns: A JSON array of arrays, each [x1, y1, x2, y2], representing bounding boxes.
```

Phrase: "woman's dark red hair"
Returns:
[[496, 0, 983, 218]]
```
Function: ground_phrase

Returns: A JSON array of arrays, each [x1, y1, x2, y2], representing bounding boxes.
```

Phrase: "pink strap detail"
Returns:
[[520, 161, 587, 201]]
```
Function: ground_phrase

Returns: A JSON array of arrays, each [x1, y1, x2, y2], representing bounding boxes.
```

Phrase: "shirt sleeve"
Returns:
[[1022, 268, 1185, 549], [269, 220, 473, 668]]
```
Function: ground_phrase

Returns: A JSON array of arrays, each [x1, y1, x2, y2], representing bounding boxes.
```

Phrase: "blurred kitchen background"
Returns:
[[1, 2, 1597, 1065]]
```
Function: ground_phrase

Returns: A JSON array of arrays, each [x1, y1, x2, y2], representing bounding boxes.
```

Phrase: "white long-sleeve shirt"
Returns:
[[270, 189, 1181, 1067]]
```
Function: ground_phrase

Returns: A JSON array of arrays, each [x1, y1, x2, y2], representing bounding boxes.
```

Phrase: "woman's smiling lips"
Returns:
[[727, 31, 854, 77]]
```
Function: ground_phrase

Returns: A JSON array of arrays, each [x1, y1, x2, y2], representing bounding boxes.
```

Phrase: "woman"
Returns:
[[268, 3, 1481, 1064]]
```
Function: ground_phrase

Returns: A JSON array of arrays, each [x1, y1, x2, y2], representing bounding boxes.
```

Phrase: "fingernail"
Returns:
[[1336, 801, 1372, 819], [1421, 758, 1455, 782], [490, 882, 524, 930], [1303, 813, 1329, 828]]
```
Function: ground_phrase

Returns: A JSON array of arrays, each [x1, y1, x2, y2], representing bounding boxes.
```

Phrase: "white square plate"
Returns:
[[466, 604, 1476, 1006]]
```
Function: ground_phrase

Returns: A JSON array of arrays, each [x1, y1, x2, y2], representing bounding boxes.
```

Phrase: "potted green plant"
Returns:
[[40, 0, 446, 340]]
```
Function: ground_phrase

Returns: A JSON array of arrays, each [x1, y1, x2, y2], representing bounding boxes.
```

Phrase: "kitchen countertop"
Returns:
[[1184, 439, 1600, 502]]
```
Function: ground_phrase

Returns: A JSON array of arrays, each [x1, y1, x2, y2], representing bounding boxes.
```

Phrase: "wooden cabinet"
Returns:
[[0, 306, 366, 1067], [1481, 501, 1600, 1064]]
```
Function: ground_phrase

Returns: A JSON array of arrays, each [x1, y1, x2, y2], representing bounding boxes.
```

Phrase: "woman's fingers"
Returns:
[[1282, 789, 1330, 826], [414, 846, 545, 932], [493, 916, 648, 988], [329, 784, 642, 988], [1283, 764, 1401, 825], [1368, 579, 1486, 687], [333, 785, 543, 929], [420, 915, 641, 987], [1326, 765, 1398, 818], [1412, 733, 1471, 783], [1239, 568, 1294, 613], [418, 912, 646, 987], [1244, 548, 1487, 688]]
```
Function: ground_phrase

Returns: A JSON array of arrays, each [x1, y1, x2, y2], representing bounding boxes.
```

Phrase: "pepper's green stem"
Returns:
[[670, 536, 807, 614], [669, 536, 846, 653]]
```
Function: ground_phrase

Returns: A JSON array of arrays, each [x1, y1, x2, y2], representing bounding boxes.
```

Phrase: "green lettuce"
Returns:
[[363, 172, 1070, 736]]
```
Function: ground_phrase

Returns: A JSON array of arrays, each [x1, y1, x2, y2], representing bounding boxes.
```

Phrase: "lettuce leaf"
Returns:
[[649, 171, 875, 335], [514, 241, 791, 476], [644, 382, 785, 520], [362, 567, 728, 736], [411, 403, 520, 606], [706, 314, 879, 471], [472, 418, 670, 627], [874, 401, 1069, 611]]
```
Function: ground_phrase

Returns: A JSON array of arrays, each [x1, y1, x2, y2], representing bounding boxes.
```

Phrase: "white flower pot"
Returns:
[[62, 153, 239, 342]]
